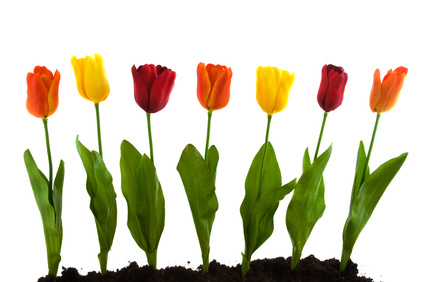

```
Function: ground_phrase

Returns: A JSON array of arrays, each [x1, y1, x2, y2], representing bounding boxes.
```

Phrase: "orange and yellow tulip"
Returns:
[[256, 66, 295, 115], [26, 66, 60, 119], [370, 66, 408, 113], [197, 63, 232, 111], [71, 53, 110, 103]]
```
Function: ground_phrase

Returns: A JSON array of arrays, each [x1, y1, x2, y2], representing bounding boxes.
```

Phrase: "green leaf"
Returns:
[[341, 151, 408, 271], [177, 144, 218, 272], [24, 149, 63, 276], [240, 142, 294, 276], [76, 136, 117, 275], [286, 144, 332, 269], [207, 145, 219, 183], [120, 140, 165, 268]]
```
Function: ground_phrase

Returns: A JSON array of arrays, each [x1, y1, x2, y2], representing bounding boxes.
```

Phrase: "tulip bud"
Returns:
[[256, 66, 295, 115], [317, 64, 348, 112], [131, 64, 176, 113], [197, 63, 232, 111], [26, 66, 60, 118], [370, 66, 408, 113], [71, 54, 110, 103]]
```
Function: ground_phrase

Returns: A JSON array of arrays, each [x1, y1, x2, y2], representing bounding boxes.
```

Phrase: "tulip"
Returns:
[[370, 66, 408, 113], [256, 66, 295, 115], [317, 64, 348, 112], [197, 63, 232, 111], [71, 54, 110, 103], [26, 66, 60, 119], [132, 64, 176, 113]]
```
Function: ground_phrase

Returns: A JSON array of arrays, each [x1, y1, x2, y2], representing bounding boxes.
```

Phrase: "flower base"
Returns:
[[38, 255, 371, 281]]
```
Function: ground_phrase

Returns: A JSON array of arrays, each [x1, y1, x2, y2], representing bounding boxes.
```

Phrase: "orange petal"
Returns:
[[197, 62, 211, 110], [369, 68, 381, 113]]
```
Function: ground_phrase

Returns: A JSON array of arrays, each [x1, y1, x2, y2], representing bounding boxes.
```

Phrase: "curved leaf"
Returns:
[[177, 144, 218, 272], [120, 140, 165, 268], [341, 151, 408, 271], [76, 137, 117, 274], [286, 144, 332, 269]]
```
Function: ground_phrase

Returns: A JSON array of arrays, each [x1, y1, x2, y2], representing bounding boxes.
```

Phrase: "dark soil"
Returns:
[[38, 255, 373, 282]]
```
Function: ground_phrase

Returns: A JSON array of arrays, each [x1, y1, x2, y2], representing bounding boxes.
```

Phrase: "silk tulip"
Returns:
[[317, 64, 348, 112], [26, 66, 60, 119], [256, 66, 295, 115], [197, 63, 232, 111], [132, 64, 176, 114], [370, 67, 408, 113], [24, 66, 64, 277], [71, 53, 110, 103]]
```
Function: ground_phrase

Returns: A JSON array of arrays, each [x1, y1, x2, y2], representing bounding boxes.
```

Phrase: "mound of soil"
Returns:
[[38, 255, 372, 281]]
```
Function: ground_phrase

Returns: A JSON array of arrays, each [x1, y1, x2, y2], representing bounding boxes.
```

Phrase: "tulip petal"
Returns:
[[71, 56, 88, 100], [275, 70, 294, 114], [83, 54, 110, 103], [317, 65, 329, 111], [380, 69, 407, 112], [47, 70, 60, 117], [209, 67, 232, 110], [369, 69, 382, 113], [149, 70, 176, 113], [197, 63, 211, 110], [256, 66, 276, 115], [132, 65, 150, 112], [26, 72, 49, 118]]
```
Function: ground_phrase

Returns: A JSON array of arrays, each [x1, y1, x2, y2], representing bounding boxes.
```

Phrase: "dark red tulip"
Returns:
[[131, 64, 176, 113], [317, 64, 348, 112]]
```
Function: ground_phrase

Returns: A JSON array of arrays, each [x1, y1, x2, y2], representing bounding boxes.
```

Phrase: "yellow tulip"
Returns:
[[71, 53, 110, 103], [256, 66, 295, 115]]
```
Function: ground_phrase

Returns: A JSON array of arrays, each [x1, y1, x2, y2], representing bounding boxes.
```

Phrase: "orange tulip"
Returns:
[[197, 63, 232, 111], [26, 66, 60, 118], [370, 66, 408, 113]]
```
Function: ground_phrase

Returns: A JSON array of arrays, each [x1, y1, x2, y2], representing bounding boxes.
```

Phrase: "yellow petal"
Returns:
[[274, 70, 295, 114], [71, 56, 88, 100]]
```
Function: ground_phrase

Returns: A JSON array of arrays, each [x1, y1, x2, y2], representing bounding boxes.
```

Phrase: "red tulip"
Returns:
[[197, 63, 232, 111], [26, 66, 60, 118], [132, 64, 176, 113], [317, 64, 348, 112]]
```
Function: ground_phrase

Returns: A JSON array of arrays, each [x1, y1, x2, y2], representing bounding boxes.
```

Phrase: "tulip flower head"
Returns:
[[370, 66, 408, 113], [132, 64, 176, 113], [256, 66, 295, 115], [26, 66, 60, 119], [71, 54, 110, 103], [197, 63, 232, 111], [317, 64, 348, 112]]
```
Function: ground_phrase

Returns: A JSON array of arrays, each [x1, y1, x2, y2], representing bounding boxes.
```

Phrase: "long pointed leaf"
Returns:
[[76, 137, 117, 274], [177, 144, 218, 271], [24, 149, 62, 276], [286, 144, 332, 269], [341, 152, 408, 271]]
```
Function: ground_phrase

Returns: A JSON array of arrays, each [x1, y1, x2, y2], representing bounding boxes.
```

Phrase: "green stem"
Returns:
[[361, 113, 381, 184], [204, 110, 213, 163], [95, 103, 103, 157], [257, 115, 272, 200], [146, 112, 154, 164], [42, 118, 53, 200], [146, 250, 157, 269], [314, 112, 328, 160]]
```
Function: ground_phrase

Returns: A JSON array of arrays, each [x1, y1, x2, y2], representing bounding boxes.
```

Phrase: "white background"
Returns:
[[0, 1, 423, 281]]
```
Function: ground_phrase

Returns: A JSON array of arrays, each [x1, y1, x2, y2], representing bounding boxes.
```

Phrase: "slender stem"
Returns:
[[361, 113, 381, 184], [146, 112, 154, 164], [94, 103, 103, 157], [204, 110, 213, 163], [314, 112, 328, 160], [43, 118, 53, 196], [257, 114, 272, 200]]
